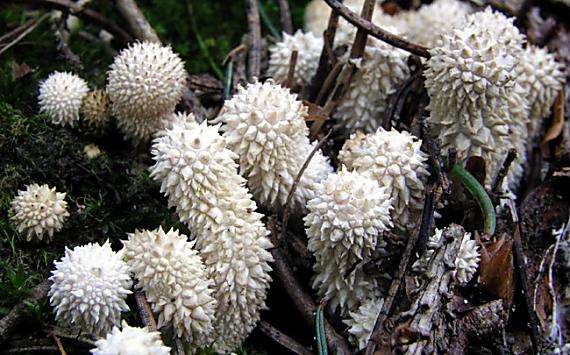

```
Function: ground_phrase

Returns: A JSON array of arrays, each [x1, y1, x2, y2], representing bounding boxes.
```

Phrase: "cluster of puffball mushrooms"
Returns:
[[7, 0, 567, 353]]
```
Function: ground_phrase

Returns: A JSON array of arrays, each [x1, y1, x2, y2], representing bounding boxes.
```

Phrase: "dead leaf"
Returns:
[[540, 89, 565, 159], [10, 61, 32, 80], [381, 2, 401, 16], [303, 100, 329, 122], [478, 233, 515, 305]]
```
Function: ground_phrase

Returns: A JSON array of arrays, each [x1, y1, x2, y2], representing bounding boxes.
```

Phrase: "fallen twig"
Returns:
[[268, 219, 351, 355], [323, 0, 430, 58], [283, 50, 298, 89], [276, 0, 293, 35], [115, 0, 160, 43], [0, 13, 49, 57], [52, 334, 67, 355], [0, 279, 50, 345], [281, 130, 331, 242], [246, 0, 262, 81], [134, 289, 157, 332], [492, 149, 517, 194], [258, 320, 313, 355]]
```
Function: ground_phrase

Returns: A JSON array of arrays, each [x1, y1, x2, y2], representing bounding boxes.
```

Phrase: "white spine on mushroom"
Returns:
[[268, 30, 323, 88], [343, 297, 384, 351], [453, 232, 480, 284], [334, 33, 410, 133], [38, 71, 89, 127], [400, 0, 474, 47], [106, 41, 187, 144], [122, 227, 217, 348], [10, 183, 69, 242], [424, 7, 525, 187], [338, 128, 429, 230], [212, 80, 332, 211], [90, 321, 170, 355], [518, 45, 565, 137], [149, 114, 273, 352], [305, 169, 393, 312], [49, 241, 132, 336]]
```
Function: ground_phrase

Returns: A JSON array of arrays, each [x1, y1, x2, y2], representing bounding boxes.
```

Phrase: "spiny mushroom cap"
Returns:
[[401, 0, 474, 47], [49, 241, 132, 336], [338, 128, 429, 230], [306, 169, 393, 311], [38, 71, 89, 127], [149, 115, 273, 352], [10, 183, 69, 242], [122, 227, 216, 347], [335, 33, 410, 133], [472, 7, 525, 51], [80, 89, 112, 134], [90, 321, 170, 355], [106, 41, 187, 143], [454, 232, 480, 284], [518, 45, 565, 129], [268, 30, 323, 88], [212, 80, 332, 211], [343, 297, 384, 350]]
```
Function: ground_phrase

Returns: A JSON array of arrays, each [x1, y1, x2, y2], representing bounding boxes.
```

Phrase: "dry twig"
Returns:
[[246, 0, 262, 81], [115, 0, 160, 42], [258, 320, 313, 355], [134, 289, 157, 332], [0, 13, 49, 57], [276, 0, 293, 35]]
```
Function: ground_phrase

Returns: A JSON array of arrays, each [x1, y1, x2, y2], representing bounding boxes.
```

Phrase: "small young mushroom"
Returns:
[[343, 297, 384, 351], [38, 71, 89, 127], [122, 227, 217, 349], [305, 169, 393, 312], [454, 232, 480, 284], [49, 241, 132, 336], [90, 321, 170, 355], [106, 41, 187, 144], [10, 183, 69, 242], [80, 89, 112, 134], [149, 114, 273, 352]]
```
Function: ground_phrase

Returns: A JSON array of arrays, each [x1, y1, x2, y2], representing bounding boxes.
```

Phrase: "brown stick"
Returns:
[[492, 149, 516, 194], [52, 334, 67, 355], [134, 289, 158, 332], [0, 13, 49, 56], [276, 0, 293, 35], [0, 279, 51, 345], [18, 0, 133, 45], [246, 0, 262, 81], [283, 50, 298, 89], [115, 0, 160, 42], [268, 219, 351, 355], [258, 320, 313, 355], [323, 0, 431, 58]]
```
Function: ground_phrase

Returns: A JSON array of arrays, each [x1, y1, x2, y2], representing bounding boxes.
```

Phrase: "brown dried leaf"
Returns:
[[540, 89, 565, 159], [303, 100, 329, 122], [478, 233, 514, 305], [10, 61, 32, 80]]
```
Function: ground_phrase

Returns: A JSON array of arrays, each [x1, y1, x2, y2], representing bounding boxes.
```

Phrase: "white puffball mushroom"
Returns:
[[334, 32, 410, 133], [212, 80, 332, 211], [454, 232, 480, 284], [38, 71, 89, 127], [10, 183, 69, 242], [49, 241, 132, 336], [122, 227, 217, 348], [90, 321, 170, 355], [343, 297, 384, 351], [339, 128, 429, 230], [149, 114, 274, 352], [106, 41, 187, 144], [400, 0, 474, 47], [268, 30, 323, 89], [305, 169, 393, 312]]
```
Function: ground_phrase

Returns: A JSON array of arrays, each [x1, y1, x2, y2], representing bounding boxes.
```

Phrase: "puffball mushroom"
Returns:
[[106, 41, 187, 144], [149, 114, 273, 352], [212, 80, 332, 211], [334, 32, 410, 133], [343, 297, 384, 351], [80, 89, 112, 134], [10, 183, 69, 242], [400, 0, 474, 47], [454, 232, 480, 284], [424, 7, 523, 187], [38, 71, 89, 127], [305, 169, 393, 312], [122, 227, 217, 349], [49, 241, 132, 336], [90, 321, 170, 355], [268, 30, 323, 89], [338, 128, 429, 231]]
